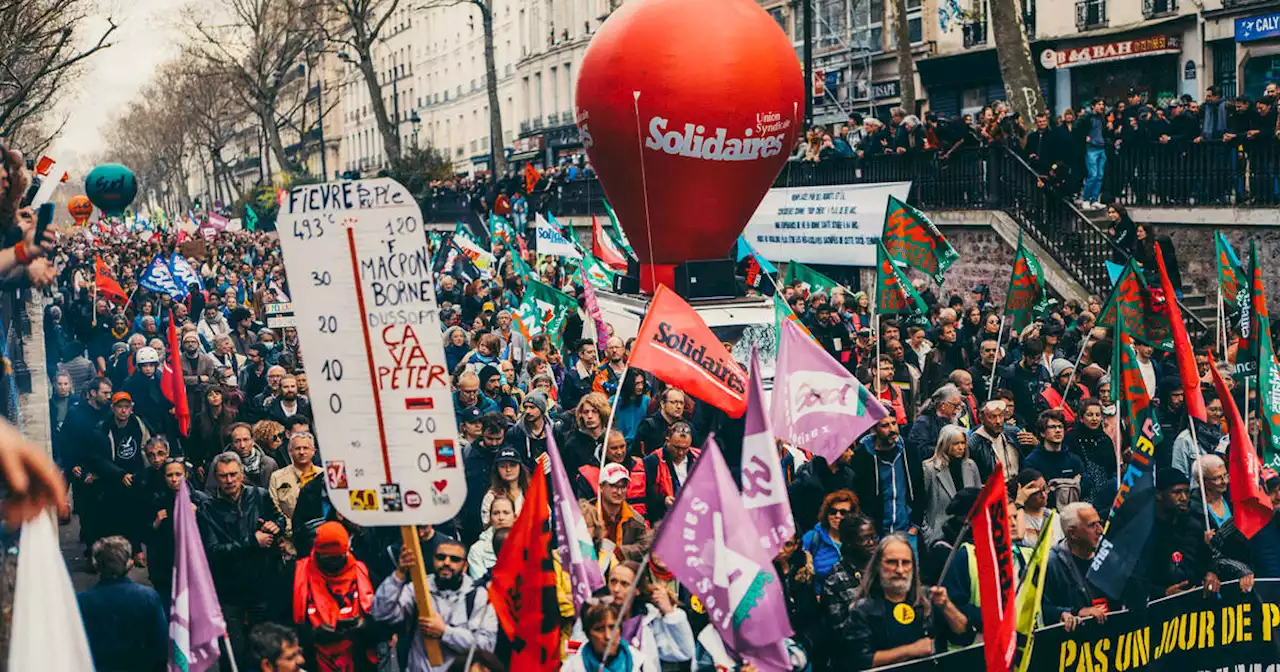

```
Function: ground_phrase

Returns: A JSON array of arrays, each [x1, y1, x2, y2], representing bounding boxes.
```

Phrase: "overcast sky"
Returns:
[[55, 0, 184, 170]]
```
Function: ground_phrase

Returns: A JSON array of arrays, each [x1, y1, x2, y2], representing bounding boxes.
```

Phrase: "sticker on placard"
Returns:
[[405, 490, 422, 508], [326, 461, 349, 489], [430, 479, 451, 506], [380, 484, 403, 512], [434, 440, 458, 468], [349, 489, 378, 511]]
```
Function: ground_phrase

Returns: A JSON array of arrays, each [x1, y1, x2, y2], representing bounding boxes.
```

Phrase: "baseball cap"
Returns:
[[495, 447, 521, 465], [482, 301, 496, 313], [111, 391, 132, 405], [600, 463, 630, 485], [457, 407, 483, 424]]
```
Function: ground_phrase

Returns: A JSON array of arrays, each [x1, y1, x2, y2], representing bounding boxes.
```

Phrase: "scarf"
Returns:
[[111, 325, 129, 340], [292, 554, 376, 671], [580, 638, 634, 672], [241, 446, 264, 475]]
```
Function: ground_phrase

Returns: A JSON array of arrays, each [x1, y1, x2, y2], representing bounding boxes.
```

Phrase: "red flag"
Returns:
[[489, 468, 559, 671], [1209, 353, 1273, 538], [524, 163, 541, 194], [94, 256, 127, 305], [1155, 245, 1207, 422], [176, 227, 190, 244], [592, 216, 627, 270], [629, 285, 748, 417], [161, 318, 191, 437], [967, 461, 1017, 672]]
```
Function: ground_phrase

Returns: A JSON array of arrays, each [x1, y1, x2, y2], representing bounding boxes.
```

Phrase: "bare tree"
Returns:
[[0, 0, 116, 149], [323, 0, 406, 172], [187, 0, 323, 181], [891, 0, 914, 112], [102, 70, 194, 213], [423, 0, 506, 178], [990, 0, 1044, 124]]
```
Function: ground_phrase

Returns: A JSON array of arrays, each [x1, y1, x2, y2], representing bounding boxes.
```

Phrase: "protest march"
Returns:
[[4, 0, 1280, 671]]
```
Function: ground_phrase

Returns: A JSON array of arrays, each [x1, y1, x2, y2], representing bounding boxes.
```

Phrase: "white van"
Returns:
[[593, 290, 778, 383]]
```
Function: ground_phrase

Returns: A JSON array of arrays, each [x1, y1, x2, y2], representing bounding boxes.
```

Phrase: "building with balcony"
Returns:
[[1202, 0, 1280, 100]]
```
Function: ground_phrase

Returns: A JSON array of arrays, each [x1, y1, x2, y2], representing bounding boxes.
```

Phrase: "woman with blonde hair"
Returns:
[[252, 419, 287, 466], [562, 392, 611, 475], [922, 425, 981, 543]]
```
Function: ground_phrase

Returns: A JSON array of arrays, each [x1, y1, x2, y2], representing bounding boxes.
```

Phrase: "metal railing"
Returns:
[[1103, 141, 1280, 207], [772, 149, 995, 210]]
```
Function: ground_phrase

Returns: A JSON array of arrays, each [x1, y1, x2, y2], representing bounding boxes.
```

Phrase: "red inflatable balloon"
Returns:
[[576, 0, 802, 292]]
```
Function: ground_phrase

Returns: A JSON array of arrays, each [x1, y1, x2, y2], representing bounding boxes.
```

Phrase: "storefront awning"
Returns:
[[508, 150, 541, 162], [915, 47, 1002, 86]]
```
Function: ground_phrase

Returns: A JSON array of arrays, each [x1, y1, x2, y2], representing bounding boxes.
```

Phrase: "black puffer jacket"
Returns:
[[1064, 422, 1116, 511], [787, 455, 857, 534]]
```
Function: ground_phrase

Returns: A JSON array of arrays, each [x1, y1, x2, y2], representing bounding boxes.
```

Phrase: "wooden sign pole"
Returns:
[[400, 525, 445, 666]]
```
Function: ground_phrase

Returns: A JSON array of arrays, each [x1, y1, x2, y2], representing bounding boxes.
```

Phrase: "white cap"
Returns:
[[135, 347, 160, 365]]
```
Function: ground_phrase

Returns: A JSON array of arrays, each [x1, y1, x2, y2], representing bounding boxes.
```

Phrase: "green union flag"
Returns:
[[876, 242, 927, 315], [882, 194, 959, 284], [782, 261, 841, 297], [1237, 241, 1269, 382], [1004, 235, 1048, 334], [1216, 232, 1246, 316], [513, 279, 577, 350], [1097, 259, 1174, 352], [1258, 316, 1280, 469]]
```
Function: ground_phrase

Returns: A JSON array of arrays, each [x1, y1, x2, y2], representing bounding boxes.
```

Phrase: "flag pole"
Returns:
[[399, 526, 446, 665], [598, 364, 628, 466], [598, 552, 651, 672], [222, 634, 240, 672], [1185, 417, 1212, 530], [988, 314, 1007, 401], [1054, 334, 1091, 412], [1217, 285, 1224, 360], [934, 519, 973, 586]]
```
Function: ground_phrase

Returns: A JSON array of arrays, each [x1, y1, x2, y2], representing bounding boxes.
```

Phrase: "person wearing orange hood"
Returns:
[[293, 521, 383, 671]]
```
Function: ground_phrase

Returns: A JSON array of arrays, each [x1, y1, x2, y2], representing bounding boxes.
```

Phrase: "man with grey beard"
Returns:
[[843, 534, 972, 670]]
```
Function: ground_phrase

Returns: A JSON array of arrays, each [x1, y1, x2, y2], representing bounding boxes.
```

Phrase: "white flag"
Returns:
[[535, 214, 582, 259], [8, 512, 94, 671]]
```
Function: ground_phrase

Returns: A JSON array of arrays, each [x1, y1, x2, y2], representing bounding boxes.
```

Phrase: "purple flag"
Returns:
[[170, 479, 225, 672], [651, 439, 793, 670], [742, 347, 795, 555], [770, 319, 888, 462], [546, 431, 605, 610], [578, 265, 611, 350]]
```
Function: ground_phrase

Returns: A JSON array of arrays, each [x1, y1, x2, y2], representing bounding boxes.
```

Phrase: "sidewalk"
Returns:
[[59, 515, 151, 594]]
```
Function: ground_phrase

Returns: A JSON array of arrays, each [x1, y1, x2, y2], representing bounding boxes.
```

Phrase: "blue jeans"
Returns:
[[1084, 147, 1106, 202]]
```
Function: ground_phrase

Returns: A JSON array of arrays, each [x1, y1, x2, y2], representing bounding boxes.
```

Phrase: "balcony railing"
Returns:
[[1103, 142, 1280, 208], [1142, 0, 1176, 17], [963, 19, 988, 48], [1075, 0, 1107, 29]]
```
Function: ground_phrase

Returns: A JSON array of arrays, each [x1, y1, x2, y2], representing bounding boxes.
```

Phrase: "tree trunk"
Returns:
[[990, 0, 1045, 126], [260, 106, 296, 180], [892, 0, 915, 112], [480, 0, 507, 178], [356, 46, 403, 172]]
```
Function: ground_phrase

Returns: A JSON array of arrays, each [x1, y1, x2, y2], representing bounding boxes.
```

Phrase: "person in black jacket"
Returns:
[[853, 417, 925, 538], [788, 450, 858, 535], [845, 534, 971, 669], [999, 337, 1048, 429], [198, 451, 288, 667], [1041, 502, 1109, 632], [905, 384, 961, 462], [632, 387, 689, 458]]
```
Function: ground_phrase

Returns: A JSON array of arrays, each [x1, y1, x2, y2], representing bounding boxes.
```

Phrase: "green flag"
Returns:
[[774, 294, 818, 349], [427, 231, 443, 255], [603, 200, 636, 256], [1097, 259, 1173, 351], [1216, 232, 1246, 316], [510, 248, 535, 280], [882, 194, 959, 284], [1257, 315, 1280, 469], [1004, 234, 1048, 334], [579, 252, 617, 292], [244, 205, 258, 232], [875, 242, 927, 316], [513, 279, 578, 350], [1237, 241, 1268, 383], [489, 213, 517, 247], [782, 261, 842, 297]]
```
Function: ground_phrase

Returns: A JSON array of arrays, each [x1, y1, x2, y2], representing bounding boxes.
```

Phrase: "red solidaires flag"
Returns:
[[1209, 353, 1273, 538], [629, 285, 748, 417], [1154, 245, 1207, 422], [489, 467, 559, 671], [94, 256, 127, 305], [161, 318, 190, 437], [967, 462, 1017, 672]]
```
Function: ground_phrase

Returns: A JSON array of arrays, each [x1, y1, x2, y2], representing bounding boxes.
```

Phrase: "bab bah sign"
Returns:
[[1238, 12, 1280, 42], [740, 181, 911, 267]]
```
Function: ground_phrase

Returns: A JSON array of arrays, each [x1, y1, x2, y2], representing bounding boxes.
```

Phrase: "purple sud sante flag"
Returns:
[[652, 438, 793, 670], [770, 319, 888, 462], [170, 479, 226, 672], [742, 347, 795, 554], [545, 431, 604, 610]]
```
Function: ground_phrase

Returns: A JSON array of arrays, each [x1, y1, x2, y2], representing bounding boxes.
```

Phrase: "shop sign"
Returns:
[[511, 135, 544, 155], [1040, 35, 1181, 69], [871, 80, 900, 100], [813, 68, 826, 98], [1237, 12, 1280, 42]]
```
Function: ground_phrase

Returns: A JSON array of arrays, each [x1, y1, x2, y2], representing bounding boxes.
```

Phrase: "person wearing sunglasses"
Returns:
[[372, 538, 498, 670], [802, 489, 860, 590]]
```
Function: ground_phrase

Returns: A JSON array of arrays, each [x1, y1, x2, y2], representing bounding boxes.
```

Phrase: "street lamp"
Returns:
[[410, 111, 421, 150]]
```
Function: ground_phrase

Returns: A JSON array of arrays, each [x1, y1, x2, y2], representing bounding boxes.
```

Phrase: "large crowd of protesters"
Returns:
[[0, 101, 1237, 672]]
